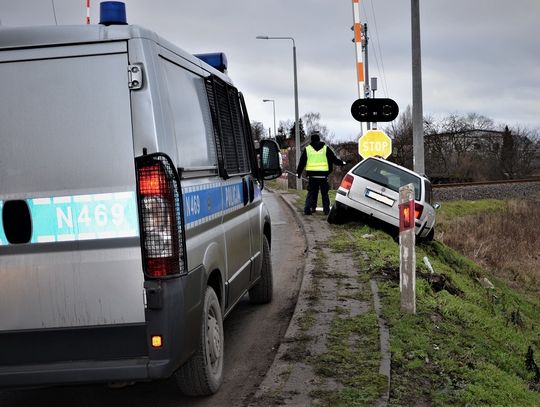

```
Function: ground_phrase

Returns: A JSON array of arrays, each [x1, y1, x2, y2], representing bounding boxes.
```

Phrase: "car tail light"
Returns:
[[340, 174, 354, 191], [414, 202, 423, 219], [136, 154, 186, 278]]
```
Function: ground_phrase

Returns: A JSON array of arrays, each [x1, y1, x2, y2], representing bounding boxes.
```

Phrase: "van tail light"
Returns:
[[414, 202, 423, 219], [340, 174, 354, 191], [136, 154, 186, 278]]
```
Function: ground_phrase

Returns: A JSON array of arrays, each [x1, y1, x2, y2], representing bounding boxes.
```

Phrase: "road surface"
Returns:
[[0, 190, 305, 407]]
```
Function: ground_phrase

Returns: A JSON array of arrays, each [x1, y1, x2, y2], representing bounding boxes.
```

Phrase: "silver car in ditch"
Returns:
[[328, 157, 438, 240]]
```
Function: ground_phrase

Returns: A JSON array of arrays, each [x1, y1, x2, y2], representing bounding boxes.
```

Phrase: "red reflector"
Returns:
[[399, 200, 415, 231], [139, 164, 167, 195], [340, 174, 354, 191]]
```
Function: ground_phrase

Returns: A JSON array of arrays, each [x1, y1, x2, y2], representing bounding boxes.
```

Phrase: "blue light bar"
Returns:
[[194, 53, 228, 73], [99, 1, 127, 25]]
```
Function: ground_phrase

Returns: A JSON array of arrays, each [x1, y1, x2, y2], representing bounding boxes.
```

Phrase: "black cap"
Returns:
[[311, 132, 321, 143]]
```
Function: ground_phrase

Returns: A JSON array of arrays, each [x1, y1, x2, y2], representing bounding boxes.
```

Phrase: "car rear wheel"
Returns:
[[175, 286, 224, 395], [249, 235, 273, 304], [327, 202, 347, 225]]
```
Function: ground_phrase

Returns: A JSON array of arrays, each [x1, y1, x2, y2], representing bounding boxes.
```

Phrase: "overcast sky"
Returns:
[[1, 0, 539, 141]]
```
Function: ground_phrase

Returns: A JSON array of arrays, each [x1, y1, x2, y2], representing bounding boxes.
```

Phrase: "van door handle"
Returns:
[[242, 178, 249, 206], [248, 177, 255, 203]]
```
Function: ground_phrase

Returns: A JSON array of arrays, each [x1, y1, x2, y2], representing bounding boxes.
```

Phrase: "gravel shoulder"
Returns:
[[252, 190, 391, 407]]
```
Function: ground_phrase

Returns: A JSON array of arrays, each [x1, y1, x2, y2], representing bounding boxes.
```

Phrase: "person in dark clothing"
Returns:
[[296, 132, 348, 215]]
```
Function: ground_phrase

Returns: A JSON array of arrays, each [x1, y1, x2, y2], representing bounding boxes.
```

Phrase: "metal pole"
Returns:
[[256, 35, 302, 190], [293, 44, 302, 190], [272, 101, 276, 138], [263, 99, 277, 138], [351, 0, 364, 137], [363, 23, 371, 131], [371, 77, 378, 129], [411, 0, 425, 174]]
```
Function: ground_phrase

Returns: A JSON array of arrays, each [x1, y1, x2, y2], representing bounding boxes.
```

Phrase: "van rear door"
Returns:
[[0, 42, 147, 370]]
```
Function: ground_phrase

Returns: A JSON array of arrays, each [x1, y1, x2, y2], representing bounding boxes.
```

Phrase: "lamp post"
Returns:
[[262, 99, 276, 138], [256, 35, 301, 190]]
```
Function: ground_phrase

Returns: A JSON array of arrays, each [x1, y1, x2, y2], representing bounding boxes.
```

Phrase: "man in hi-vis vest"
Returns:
[[296, 132, 348, 215]]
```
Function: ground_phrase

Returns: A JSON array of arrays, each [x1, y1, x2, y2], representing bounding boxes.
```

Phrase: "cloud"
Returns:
[[1, 0, 539, 139]]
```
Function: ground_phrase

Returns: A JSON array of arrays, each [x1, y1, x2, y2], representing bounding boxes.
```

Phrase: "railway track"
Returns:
[[431, 177, 540, 202], [432, 177, 540, 189]]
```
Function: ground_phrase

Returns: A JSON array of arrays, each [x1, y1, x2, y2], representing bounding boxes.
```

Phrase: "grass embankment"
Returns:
[[437, 199, 540, 296], [282, 183, 540, 405], [327, 197, 540, 406]]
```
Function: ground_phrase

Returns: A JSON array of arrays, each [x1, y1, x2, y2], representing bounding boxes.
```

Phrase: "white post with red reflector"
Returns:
[[399, 183, 416, 314]]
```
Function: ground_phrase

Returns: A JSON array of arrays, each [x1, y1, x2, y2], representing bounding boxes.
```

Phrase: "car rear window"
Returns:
[[424, 180, 432, 204], [353, 159, 422, 200]]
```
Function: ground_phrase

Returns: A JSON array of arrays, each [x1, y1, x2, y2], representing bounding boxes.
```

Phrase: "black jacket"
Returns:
[[296, 140, 346, 177]]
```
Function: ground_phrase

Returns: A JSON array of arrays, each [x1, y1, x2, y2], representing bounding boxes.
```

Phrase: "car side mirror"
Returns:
[[259, 139, 283, 180], [433, 202, 441, 210]]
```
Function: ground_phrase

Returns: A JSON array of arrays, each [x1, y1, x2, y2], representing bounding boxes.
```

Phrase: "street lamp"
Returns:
[[256, 35, 301, 190], [262, 99, 276, 138]]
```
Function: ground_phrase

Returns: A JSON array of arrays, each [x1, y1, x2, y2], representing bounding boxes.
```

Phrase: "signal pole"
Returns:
[[411, 0, 425, 174], [351, 0, 365, 136], [362, 23, 372, 131]]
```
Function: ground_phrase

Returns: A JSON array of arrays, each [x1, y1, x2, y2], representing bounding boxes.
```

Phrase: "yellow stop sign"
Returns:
[[358, 130, 392, 159]]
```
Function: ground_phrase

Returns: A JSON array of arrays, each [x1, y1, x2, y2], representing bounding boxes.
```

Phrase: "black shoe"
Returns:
[[304, 209, 312, 215], [311, 207, 317, 213]]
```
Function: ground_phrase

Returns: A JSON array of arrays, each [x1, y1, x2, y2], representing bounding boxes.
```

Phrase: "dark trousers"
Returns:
[[305, 176, 330, 214]]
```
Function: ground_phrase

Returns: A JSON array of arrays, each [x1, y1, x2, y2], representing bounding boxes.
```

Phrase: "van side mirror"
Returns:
[[433, 202, 441, 210], [259, 139, 283, 180]]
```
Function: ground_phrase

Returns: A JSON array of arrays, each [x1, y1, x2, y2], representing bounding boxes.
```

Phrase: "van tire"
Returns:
[[175, 286, 224, 395], [249, 236, 273, 304]]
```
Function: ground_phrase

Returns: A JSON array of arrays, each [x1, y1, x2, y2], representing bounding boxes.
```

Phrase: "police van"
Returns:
[[0, 2, 282, 395]]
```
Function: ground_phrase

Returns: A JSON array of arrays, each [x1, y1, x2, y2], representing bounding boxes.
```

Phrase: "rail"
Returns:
[[432, 177, 540, 189]]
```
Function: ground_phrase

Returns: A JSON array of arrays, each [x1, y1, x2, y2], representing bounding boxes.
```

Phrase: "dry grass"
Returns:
[[438, 199, 540, 294]]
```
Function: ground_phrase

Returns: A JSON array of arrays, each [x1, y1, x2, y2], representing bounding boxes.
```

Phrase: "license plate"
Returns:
[[365, 188, 395, 207]]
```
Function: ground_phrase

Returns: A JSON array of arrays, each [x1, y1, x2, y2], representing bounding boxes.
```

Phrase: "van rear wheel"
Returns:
[[249, 235, 273, 304], [175, 286, 224, 395]]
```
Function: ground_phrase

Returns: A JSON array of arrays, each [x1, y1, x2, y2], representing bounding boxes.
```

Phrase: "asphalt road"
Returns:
[[0, 190, 305, 407]]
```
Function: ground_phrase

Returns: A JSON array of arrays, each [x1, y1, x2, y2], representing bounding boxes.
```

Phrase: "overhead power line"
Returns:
[[369, 0, 389, 97], [360, 0, 389, 98]]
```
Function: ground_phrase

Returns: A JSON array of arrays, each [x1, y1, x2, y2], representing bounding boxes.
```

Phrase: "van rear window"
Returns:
[[0, 51, 135, 195]]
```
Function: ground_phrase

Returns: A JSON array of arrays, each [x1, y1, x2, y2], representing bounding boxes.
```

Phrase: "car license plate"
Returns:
[[365, 188, 395, 207]]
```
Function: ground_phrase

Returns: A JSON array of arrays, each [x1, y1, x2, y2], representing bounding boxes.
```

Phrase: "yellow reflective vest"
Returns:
[[305, 145, 329, 172]]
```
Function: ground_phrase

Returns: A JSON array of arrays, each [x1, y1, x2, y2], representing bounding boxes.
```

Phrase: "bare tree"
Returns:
[[302, 112, 330, 142], [250, 120, 265, 141], [385, 105, 413, 169], [502, 125, 540, 178], [387, 110, 539, 182]]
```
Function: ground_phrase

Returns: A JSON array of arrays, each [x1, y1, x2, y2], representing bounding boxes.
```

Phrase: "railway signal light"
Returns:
[[350, 98, 399, 123]]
